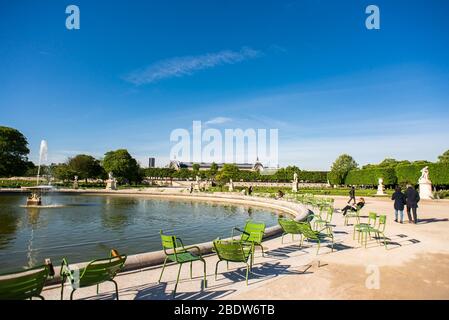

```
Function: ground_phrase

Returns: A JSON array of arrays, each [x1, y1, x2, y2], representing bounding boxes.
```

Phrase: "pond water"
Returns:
[[0, 193, 284, 273]]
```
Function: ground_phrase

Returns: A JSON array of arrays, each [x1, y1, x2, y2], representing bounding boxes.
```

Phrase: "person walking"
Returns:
[[405, 184, 420, 224], [391, 186, 406, 223], [348, 186, 356, 204]]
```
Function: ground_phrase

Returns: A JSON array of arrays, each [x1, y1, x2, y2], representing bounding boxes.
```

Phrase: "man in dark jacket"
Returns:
[[348, 186, 356, 204], [405, 184, 420, 224], [391, 186, 406, 223]]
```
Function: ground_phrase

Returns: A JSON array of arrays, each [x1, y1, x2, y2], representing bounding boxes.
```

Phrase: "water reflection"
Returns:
[[0, 194, 283, 273]]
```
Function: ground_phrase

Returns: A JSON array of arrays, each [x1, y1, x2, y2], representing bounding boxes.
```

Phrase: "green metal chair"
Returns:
[[353, 212, 377, 241], [297, 222, 334, 255], [213, 239, 253, 285], [278, 218, 303, 245], [313, 206, 334, 233], [366, 215, 388, 249], [60, 252, 127, 300], [158, 230, 207, 296], [232, 220, 266, 260], [0, 264, 50, 300], [344, 206, 362, 226]]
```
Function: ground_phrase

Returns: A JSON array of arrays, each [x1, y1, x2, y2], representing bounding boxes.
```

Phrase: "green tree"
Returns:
[[328, 154, 358, 185], [192, 163, 200, 173], [215, 164, 240, 186], [0, 126, 30, 177], [67, 154, 104, 182], [53, 164, 77, 182], [438, 150, 449, 163], [102, 149, 141, 184]]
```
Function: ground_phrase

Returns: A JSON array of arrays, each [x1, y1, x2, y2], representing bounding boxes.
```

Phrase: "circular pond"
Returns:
[[0, 193, 284, 273]]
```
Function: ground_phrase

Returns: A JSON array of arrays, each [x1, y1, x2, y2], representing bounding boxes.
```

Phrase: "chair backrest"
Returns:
[[160, 230, 183, 259], [241, 221, 265, 244], [377, 215, 387, 232], [297, 222, 319, 240], [368, 212, 378, 226], [0, 265, 49, 300], [78, 255, 127, 288], [213, 240, 247, 262], [278, 218, 300, 234]]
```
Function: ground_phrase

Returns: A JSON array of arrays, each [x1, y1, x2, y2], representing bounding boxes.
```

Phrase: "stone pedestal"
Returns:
[[419, 181, 433, 200], [106, 179, 117, 190], [292, 181, 298, 193], [228, 179, 234, 192]]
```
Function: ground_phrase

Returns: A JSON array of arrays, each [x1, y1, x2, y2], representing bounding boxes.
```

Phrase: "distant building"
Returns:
[[148, 157, 156, 168], [168, 158, 264, 172]]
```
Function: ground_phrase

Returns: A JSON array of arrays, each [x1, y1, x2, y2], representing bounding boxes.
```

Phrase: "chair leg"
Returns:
[[60, 277, 65, 300], [215, 260, 221, 280], [316, 240, 320, 255], [173, 263, 183, 297], [202, 259, 207, 288], [110, 280, 119, 300], [190, 261, 193, 279], [226, 261, 229, 270], [96, 284, 99, 294], [281, 233, 285, 244], [259, 244, 265, 257], [70, 289, 76, 300], [300, 235, 304, 247], [245, 263, 250, 286], [158, 257, 168, 283]]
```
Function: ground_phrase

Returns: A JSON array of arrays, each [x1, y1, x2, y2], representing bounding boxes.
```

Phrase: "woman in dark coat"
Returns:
[[391, 186, 406, 223]]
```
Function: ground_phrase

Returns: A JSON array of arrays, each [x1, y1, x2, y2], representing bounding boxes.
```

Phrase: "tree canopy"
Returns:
[[102, 149, 141, 183], [438, 150, 449, 163], [67, 154, 104, 182], [0, 126, 30, 177], [328, 154, 358, 185]]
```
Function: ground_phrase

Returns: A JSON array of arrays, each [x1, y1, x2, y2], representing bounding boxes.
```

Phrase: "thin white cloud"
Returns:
[[125, 47, 261, 85], [204, 117, 232, 125]]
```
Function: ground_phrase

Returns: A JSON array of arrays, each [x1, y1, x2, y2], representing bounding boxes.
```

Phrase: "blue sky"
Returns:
[[1, 0, 449, 170]]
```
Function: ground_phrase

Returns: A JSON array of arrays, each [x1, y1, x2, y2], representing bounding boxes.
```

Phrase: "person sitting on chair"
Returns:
[[341, 198, 365, 216]]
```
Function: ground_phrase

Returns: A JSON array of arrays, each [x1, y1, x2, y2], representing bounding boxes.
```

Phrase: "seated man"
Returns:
[[341, 197, 365, 216]]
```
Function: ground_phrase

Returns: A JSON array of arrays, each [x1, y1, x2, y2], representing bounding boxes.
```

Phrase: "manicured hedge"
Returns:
[[429, 163, 449, 185], [345, 168, 396, 186], [395, 164, 422, 185]]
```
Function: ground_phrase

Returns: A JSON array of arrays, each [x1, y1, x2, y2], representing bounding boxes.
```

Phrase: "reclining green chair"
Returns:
[[213, 239, 253, 285], [278, 217, 303, 245], [0, 264, 51, 300], [60, 250, 127, 300], [159, 230, 207, 296], [232, 220, 266, 261], [297, 222, 334, 255]]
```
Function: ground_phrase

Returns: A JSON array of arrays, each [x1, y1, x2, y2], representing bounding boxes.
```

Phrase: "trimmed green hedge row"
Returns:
[[144, 168, 328, 183], [345, 163, 449, 186], [345, 168, 396, 186]]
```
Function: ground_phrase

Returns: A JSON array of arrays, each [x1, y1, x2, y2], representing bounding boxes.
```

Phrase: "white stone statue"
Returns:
[[73, 175, 79, 189], [106, 172, 117, 190], [229, 179, 234, 192], [376, 177, 385, 196], [419, 166, 431, 183], [195, 175, 201, 191], [418, 166, 433, 199], [292, 172, 299, 193]]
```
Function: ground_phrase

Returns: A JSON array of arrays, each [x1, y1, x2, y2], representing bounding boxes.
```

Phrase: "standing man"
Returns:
[[405, 184, 420, 224], [348, 186, 356, 204]]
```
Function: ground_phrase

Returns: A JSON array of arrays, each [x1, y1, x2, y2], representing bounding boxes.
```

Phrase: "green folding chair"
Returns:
[[0, 264, 50, 300], [60, 251, 126, 300], [344, 206, 362, 226], [213, 239, 253, 285], [159, 230, 207, 296]]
